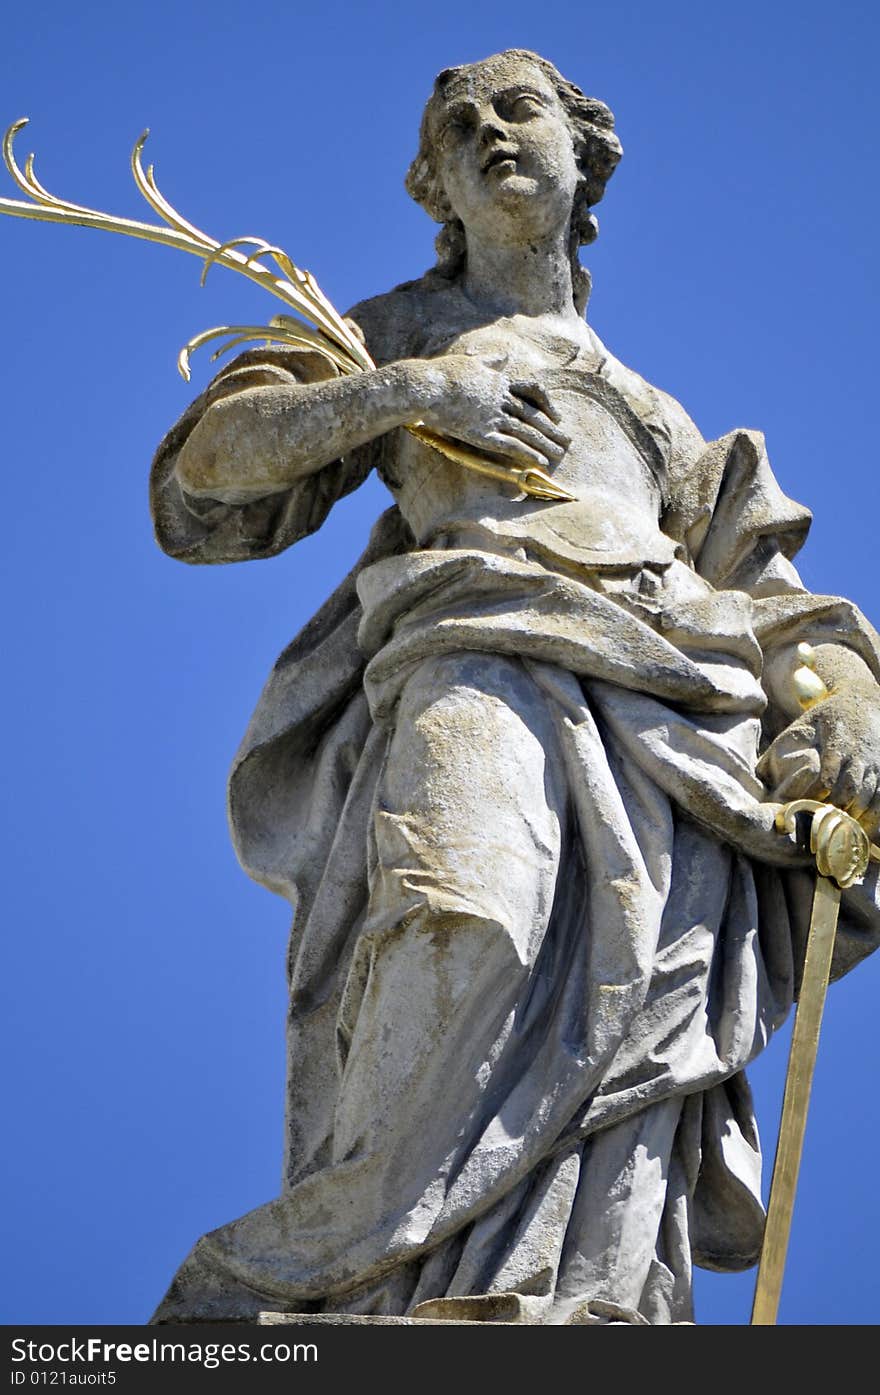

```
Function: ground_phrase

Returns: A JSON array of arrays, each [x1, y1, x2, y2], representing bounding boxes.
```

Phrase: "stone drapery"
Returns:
[[149, 332, 880, 1324]]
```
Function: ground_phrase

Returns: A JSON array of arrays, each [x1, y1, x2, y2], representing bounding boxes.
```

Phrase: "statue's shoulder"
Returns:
[[347, 274, 463, 366]]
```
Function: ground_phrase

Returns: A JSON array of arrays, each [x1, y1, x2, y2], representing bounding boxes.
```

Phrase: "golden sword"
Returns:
[[751, 647, 880, 1324]]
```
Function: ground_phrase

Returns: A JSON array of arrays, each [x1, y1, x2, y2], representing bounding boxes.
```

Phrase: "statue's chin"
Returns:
[[465, 176, 569, 245], [484, 169, 539, 200]]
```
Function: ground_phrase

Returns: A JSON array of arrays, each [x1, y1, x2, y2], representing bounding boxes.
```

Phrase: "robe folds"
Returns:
[[149, 323, 880, 1324]]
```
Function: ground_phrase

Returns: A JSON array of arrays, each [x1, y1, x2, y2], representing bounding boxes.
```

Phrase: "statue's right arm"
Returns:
[[175, 360, 431, 505], [175, 336, 570, 504]]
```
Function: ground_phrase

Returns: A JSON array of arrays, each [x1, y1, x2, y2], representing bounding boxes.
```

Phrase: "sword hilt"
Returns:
[[776, 644, 880, 888], [775, 799, 880, 890]]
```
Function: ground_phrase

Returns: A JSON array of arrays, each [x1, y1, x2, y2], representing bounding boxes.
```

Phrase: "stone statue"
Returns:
[[148, 49, 880, 1325]]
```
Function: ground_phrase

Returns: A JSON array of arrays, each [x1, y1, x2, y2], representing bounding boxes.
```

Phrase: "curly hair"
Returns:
[[405, 49, 622, 315]]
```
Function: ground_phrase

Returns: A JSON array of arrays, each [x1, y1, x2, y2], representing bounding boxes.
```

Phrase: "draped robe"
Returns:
[[149, 282, 880, 1324]]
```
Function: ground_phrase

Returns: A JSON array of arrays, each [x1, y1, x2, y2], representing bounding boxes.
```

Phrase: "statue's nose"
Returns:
[[477, 108, 507, 145]]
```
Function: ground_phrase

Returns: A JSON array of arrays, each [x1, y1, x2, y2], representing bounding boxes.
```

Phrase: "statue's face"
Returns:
[[428, 56, 580, 246]]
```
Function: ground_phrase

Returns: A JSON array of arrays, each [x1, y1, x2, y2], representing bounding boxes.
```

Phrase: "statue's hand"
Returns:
[[757, 684, 880, 832], [406, 354, 570, 471]]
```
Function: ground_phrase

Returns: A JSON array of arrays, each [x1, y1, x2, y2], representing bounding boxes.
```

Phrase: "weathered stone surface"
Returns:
[[256, 1300, 651, 1326], [150, 49, 880, 1326]]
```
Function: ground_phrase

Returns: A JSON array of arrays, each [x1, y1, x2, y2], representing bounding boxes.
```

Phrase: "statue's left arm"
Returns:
[[660, 393, 880, 831]]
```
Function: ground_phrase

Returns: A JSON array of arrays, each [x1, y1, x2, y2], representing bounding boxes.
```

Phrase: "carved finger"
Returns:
[[863, 782, 880, 837], [829, 758, 863, 811], [499, 418, 566, 461], [768, 759, 827, 803], [755, 736, 820, 793], [503, 398, 571, 449], [508, 381, 562, 423], [818, 746, 844, 795], [847, 768, 877, 821], [485, 431, 550, 470]]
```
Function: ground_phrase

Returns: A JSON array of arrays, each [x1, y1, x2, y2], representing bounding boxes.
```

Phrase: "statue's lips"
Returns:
[[482, 148, 518, 174]]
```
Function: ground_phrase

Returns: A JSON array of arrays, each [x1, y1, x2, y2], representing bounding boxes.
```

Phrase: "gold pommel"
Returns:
[[775, 799, 878, 889], [792, 642, 830, 711]]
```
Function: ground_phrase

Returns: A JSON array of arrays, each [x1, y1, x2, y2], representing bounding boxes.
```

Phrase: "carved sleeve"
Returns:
[[149, 346, 375, 565], [664, 423, 880, 742]]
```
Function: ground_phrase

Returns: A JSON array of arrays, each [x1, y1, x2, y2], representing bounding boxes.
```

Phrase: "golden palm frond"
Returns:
[[0, 120, 574, 501]]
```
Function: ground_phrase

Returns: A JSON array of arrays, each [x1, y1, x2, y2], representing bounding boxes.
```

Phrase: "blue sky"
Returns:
[[1, 0, 878, 1327]]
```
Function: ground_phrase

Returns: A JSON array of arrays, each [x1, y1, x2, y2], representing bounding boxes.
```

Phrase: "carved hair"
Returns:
[[405, 49, 622, 315]]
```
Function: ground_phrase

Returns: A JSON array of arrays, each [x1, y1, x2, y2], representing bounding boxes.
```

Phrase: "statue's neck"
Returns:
[[460, 229, 579, 321]]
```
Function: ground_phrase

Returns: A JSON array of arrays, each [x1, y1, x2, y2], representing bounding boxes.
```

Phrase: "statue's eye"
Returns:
[[505, 94, 546, 121], [437, 115, 473, 150]]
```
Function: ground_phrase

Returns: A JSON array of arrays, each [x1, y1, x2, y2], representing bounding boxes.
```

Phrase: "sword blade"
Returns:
[[751, 873, 841, 1325]]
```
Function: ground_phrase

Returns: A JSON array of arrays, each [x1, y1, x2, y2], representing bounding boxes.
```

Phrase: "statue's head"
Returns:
[[406, 49, 622, 313]]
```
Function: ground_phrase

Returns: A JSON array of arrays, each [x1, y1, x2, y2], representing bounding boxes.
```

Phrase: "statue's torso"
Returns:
[[387, 316, 678, 573]]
